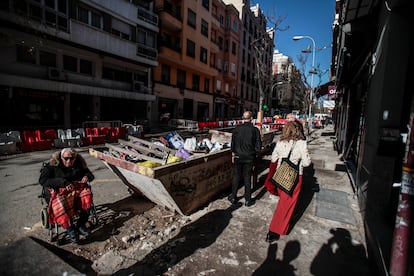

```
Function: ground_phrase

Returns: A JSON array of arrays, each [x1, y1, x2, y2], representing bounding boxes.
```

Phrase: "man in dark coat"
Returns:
[[229, 111, 262, 206]]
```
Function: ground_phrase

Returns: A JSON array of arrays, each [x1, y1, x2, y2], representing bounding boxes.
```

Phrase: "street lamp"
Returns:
[[292, 35, 316, 123]]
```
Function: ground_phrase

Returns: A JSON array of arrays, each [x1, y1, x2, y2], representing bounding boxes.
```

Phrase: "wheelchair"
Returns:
[[39, 183, 98, 245]]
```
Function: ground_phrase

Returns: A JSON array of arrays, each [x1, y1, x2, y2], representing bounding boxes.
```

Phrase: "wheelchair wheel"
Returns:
[[41, 207, 49, 229]]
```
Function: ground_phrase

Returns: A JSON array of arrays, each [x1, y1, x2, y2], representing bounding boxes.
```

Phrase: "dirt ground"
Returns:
[[29, 185, 247, 275]]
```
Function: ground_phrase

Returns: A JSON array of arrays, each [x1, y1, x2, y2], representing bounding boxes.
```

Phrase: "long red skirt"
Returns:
[[269, 175, 303, 235]]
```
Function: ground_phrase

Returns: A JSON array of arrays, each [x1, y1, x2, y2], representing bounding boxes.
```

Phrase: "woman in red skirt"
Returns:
[[264, 121, 311, 242]]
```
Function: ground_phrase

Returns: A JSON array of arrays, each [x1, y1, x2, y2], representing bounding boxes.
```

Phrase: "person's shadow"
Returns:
[[253, 240, 301, 276], [114, 203, 241, 275], [310, 228, 371, 275], [287, 163, 318, 233]]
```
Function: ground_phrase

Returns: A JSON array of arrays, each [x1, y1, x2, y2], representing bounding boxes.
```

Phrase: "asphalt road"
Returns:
[[0, 148, 132, 246]]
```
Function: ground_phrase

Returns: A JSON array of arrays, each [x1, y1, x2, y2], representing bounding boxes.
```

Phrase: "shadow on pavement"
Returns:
[[31, 236, 97, 275], [83, 195, 154, 243], [288, 163, 318, 234], [253, 240, 301, 276], [114, 203, 242, 275], [310, 228, 371, 275]]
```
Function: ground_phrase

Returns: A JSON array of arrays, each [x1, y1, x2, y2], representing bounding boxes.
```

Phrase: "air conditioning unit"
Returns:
[[132, 81, 145, 92], [48, 67, 65, 81]]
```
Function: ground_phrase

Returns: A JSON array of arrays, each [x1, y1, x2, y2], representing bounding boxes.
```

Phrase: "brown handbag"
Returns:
[[270, 141, 300, 196]]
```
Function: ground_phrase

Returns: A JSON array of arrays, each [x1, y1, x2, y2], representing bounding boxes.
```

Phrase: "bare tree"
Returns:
[[250, 6, 289, 123], [296, 53, 329, 116]]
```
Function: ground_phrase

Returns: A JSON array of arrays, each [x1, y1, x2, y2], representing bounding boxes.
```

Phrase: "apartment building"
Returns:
[[332, 0, 413, 274], [0, 0, 158, 131], [154, 0, 241, 122], [225, 0, 274, 117], [271, 49, 305, 115]]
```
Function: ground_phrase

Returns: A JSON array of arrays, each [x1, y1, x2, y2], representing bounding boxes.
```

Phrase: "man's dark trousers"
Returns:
[[231, 159, 253, 202]]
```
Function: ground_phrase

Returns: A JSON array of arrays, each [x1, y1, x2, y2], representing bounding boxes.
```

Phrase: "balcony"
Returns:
[[156, 3, 182, 31], [210, 39, 220, 53], [137, 44, 158, 61], [159, 45, 181, 61], [70, 21, 157, 66], [137, 6, 158, 27], [211, 14, 220, 29]]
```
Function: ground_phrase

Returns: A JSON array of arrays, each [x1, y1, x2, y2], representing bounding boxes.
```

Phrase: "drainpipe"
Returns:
[[390, 113, 414, 275]]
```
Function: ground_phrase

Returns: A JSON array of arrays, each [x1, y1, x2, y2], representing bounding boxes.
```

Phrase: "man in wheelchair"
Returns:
[[39, 148, 95, 244]]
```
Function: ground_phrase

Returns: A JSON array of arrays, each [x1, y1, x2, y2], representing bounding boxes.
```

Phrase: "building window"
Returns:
[[231, 41, 236, 55], [80, 59, 93, 75], [224, 39, 228, 52], [177, 69, 186, 88], [39, 51, 56, 67], [216, 80, 221, 92], [187, 9, 196, 29], [210, 53, 216, 67], [16, 45, 36, 64], [232, 20, 238, 32], [63, 55, 77, 72], [224, 61, 228, 73], [218, 36, 223, 50], [91, 11, 101, 28], [231, 63, 236, 75], [138, 30, 156, 47], [202, 0, 209, 10], [112, 18, 132, 41], [200, 47, 208, 64], [217, 59, 222, 71], [76, 5, 102, 29], [201, 19, 208, 37], [186, 39, 195, 58], [225, 17, 230, 29], [192, 74, 200, 91], [77, 6, 88, 24], [204, 78, 210, 93], [219, 15, 224, 26], [17, 0, 68, 31], [162, 64, 171, 83], [102, 65, 132, 82]]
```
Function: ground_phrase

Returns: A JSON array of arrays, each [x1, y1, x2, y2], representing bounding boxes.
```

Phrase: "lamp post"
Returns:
[[292, 35, 316, 124]]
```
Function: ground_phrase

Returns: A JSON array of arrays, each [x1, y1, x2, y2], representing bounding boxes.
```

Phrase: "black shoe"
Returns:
[[245, 200, 255, 207], [78, 225, 91, 237], [66, 227, 79, 244], [265, 231, 280, 243], [228, 195, 237, 204]]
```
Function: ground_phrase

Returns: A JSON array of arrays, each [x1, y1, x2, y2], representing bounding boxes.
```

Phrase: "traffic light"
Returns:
[[263, 104, 268, 110]]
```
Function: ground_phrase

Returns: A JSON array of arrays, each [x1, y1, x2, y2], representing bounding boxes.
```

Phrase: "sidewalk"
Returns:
[[113, 124, 371, 275], [0, 125, 371, 275]]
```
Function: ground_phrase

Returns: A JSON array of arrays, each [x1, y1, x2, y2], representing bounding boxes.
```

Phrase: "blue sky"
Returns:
[[253, 0, 335, 85]]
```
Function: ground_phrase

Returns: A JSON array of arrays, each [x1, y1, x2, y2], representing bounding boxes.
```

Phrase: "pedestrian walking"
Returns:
[[228, 111, 262, 207], [264, 121, 311, 242]]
